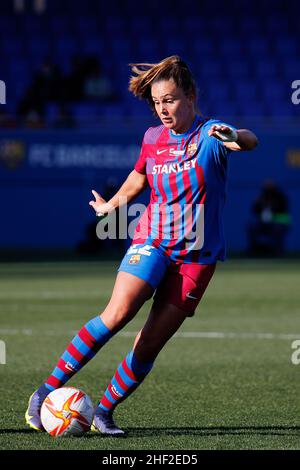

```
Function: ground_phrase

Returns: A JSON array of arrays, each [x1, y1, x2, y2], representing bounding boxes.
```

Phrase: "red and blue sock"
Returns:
[[97, 350, 154, 413], [39, 316, 112, 393]]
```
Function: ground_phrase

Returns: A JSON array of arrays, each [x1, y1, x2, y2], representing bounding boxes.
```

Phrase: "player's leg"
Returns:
[[26, 243, 169, 431], [25, 272, 154, 432], [44, 272, 154, 390], [92, 300, 188, 435], [93, 263, 216, 435], [46, 244, 168, 392]]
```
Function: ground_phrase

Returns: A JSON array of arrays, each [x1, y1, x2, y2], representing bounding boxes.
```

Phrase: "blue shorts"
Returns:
[[118, 243, 170, 290], [118, 242, 216, 316]]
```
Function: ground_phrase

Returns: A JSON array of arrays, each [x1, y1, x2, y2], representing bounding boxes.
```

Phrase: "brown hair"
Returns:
[[128, 55, 197, 111]]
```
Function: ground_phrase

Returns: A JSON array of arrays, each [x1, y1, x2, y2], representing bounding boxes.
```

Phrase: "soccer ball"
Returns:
[[40, 387, 94, 437]]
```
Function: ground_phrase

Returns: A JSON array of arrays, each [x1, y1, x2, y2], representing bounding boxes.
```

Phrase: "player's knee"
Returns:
[[104, 303, 135, 329]]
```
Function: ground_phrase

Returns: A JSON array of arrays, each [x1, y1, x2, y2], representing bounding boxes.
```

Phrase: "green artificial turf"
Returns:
[[0, 259, 299, 450]]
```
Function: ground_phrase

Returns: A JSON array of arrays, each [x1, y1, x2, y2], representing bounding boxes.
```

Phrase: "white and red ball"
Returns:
[[40, 387, 94, 437]]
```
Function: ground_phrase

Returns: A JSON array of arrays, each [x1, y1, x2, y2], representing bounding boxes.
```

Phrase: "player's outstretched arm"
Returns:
[[89, 170, 148, 216], [208, 124, 258, 151]]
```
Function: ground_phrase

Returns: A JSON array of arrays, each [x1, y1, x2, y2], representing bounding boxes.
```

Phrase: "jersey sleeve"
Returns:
[[201, 119, 237, 180], [134, 142, 147, 174], [134, 133, 148, 174], [204, 119, 237, 162]]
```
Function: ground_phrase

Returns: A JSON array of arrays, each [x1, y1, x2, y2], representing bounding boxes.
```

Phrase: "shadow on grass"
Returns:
[[77, 425, 300, 439], [0, 429, 37, 434], [1, 425, 300, 438], [85, 425, 300, 438]]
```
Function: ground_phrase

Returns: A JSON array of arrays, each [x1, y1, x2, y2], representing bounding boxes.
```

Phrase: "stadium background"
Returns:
[[0, 0, 299, 257], [0, 0, 300, 453]]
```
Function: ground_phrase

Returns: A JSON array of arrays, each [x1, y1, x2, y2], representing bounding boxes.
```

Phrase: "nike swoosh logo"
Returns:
[[157, 149, 168, 155], [186, 293, 198, 300], [65, 364, 75, 371]]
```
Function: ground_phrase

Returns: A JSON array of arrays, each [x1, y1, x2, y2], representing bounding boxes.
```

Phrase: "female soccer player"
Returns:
[[26, 56, 258, 435]]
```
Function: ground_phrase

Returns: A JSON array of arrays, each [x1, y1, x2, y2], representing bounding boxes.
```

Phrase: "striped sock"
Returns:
[[42, 316, 112, 392], [97, 350, 154, 413]]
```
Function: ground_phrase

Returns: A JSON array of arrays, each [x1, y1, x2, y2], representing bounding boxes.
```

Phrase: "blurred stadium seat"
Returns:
[[0, 0, 299, 259], [0, 0, 297, 126]]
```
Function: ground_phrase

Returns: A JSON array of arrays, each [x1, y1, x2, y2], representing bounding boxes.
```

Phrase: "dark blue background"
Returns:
[[1, 122, 299, 252]]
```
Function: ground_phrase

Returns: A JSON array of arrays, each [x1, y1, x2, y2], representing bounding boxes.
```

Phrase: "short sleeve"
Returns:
[[213, 135, 232, 163], [202, 119, 238, 180], [203, 119, 237, 161], [134, 138, 147, 174]]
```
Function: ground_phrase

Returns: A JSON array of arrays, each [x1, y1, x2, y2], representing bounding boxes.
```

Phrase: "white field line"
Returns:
[[0, 291, 102, 299], [0, 329, 299, 341]]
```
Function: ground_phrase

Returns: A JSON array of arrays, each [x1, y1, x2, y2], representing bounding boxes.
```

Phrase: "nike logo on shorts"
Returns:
[[186, 292, 198, 300]]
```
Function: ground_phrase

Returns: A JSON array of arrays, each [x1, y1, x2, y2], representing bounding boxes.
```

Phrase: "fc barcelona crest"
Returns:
[[187, 143, 197, 156], [129, 254, 141, 264]]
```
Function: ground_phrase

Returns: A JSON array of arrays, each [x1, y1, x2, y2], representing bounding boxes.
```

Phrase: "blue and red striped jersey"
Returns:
[[133, 115, 236, 264]]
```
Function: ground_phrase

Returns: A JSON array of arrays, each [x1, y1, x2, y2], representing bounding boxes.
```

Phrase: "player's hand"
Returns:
[[89, 190, 113, 216], [208, 124, 238, 142]]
